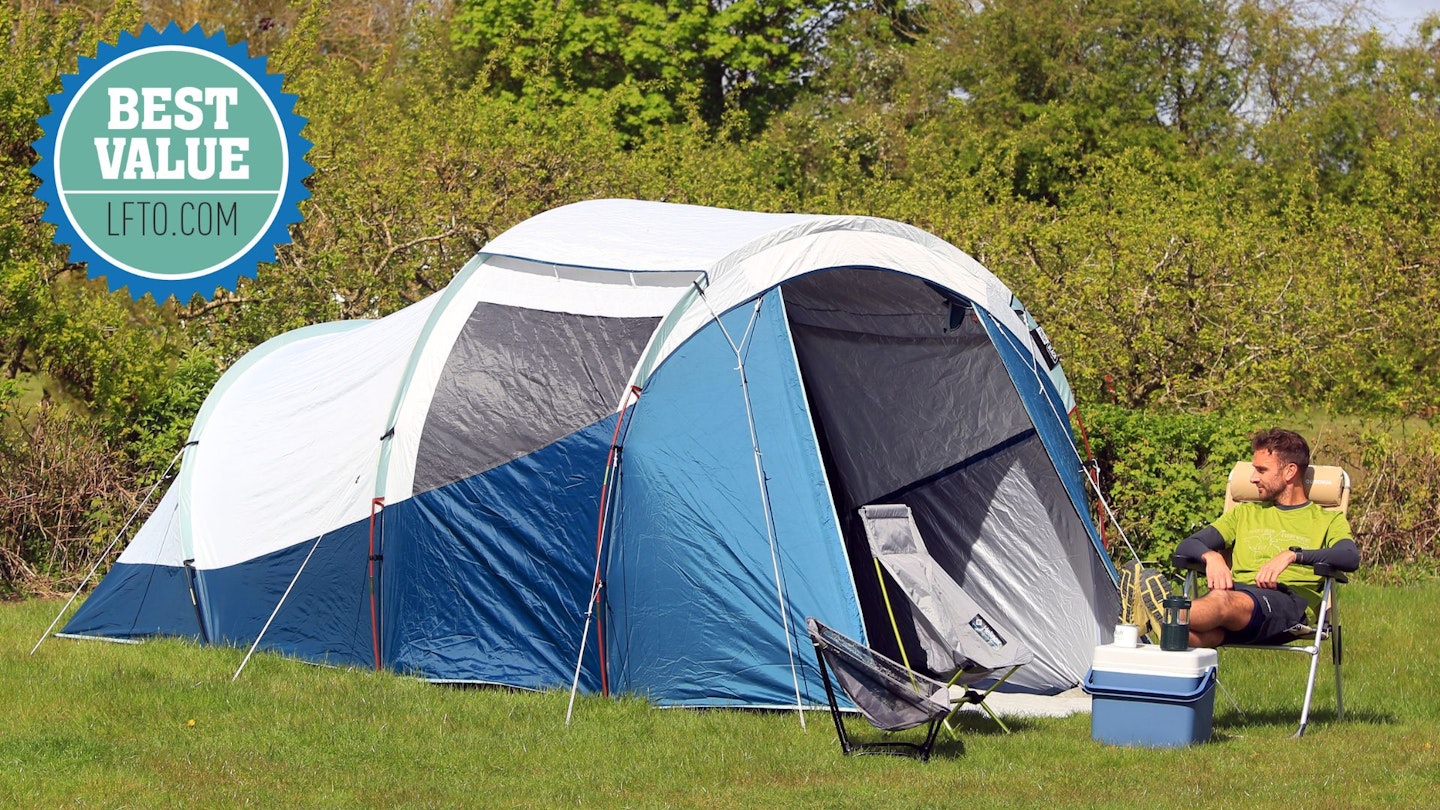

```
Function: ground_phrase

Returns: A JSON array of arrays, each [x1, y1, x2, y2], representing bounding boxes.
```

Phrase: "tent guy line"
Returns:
[[32, 444, 185, 656]]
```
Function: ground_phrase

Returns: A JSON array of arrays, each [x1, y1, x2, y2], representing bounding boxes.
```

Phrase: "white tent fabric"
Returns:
[[480, 201, 1057, 408], [637, 221, 1023, 385], [481, 198, 819, 272], [116, 484, 183, 567], [181, 300, 437, 569], [183, 230, 700, 570]]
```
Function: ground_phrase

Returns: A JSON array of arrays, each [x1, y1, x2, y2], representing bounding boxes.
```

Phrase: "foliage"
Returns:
[[905, 0, 1238, 201], [2, 0, 1440, 587], [1320, 423, 1440, 569], [451, 0, 845, 137], [1080, 404, 1258, 567], [1086, 406, 1440, 578], [0, 403, 143, 597]]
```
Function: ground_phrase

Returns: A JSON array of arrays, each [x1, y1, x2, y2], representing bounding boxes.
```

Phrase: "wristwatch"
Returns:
[[1288, 545, 1304, 564]]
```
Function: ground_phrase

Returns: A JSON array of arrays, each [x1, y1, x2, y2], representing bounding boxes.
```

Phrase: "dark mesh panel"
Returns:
[[413, 303, 659, 494], [783, 269, 1032, 512], [808, 618, 950, 731]]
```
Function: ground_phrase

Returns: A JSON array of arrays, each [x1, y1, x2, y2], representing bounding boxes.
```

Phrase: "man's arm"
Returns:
[[1255, 533, 1360, 588], [1175, 526, 1234, 590], [1292, 538, 1360, 572]]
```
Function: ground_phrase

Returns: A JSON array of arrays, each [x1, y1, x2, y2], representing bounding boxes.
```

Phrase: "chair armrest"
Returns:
[[1171, 550, 1206, 572], [1172, 550, 1355, 579]]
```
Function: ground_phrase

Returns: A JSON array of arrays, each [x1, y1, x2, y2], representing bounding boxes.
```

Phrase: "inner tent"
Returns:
[[780, 267, 1107, 692]]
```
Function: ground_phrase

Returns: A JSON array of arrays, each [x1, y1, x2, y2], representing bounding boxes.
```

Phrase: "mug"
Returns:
[[1113, 623, 1139, 648]]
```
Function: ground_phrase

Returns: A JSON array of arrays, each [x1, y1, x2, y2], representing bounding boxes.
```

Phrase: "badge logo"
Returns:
[[32, 24, 311, 303]]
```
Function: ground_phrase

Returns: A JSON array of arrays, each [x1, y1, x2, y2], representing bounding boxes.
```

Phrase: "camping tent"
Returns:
[[63, 199, 1120, 707]]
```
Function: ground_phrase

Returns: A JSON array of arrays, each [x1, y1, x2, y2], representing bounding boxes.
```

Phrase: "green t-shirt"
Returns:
[[1211, 501, 1353, 614]]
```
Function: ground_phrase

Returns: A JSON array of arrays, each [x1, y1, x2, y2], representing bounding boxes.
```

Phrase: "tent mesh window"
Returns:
[[414, 302, 658, 493]]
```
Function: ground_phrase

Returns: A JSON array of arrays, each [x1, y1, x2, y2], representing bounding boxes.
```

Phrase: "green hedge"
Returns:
[[1078, 405, 1257, 568]]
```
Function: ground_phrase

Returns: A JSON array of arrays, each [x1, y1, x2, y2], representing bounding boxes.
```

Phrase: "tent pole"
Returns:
[[699, 290, 807, 728], [565, 581, 602, 726], [567, 386, 639, 724], [182, 558, 210, 644], [231, 530, 328, 682], [367, 498, 385, 671], [30, 445, 186, 656]]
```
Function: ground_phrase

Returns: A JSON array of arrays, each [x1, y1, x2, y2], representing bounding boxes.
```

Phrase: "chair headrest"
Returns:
[[1225, 461, 1350, 512]]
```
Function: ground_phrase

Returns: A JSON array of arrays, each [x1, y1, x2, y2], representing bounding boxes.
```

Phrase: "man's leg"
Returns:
[[1188, 589, 1256, 648]]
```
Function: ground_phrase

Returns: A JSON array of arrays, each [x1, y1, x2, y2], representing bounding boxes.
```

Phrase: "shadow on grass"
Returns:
[[819, 709, 1043, 761], [1212, 705, 1393, 733], [821, 723, 970, 762], [944, 710, 1042, 735]]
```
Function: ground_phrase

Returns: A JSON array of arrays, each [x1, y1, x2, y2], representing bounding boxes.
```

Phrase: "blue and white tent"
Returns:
[[63, 199, 1120, 707]]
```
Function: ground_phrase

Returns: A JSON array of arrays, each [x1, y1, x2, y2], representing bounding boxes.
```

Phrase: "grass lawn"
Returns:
[[2, 581, 1437, 808]]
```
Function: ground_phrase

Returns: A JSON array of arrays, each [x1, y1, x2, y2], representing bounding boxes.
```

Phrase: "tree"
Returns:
[[872, 0, 1247, 201], [451, 0, 848, 137]]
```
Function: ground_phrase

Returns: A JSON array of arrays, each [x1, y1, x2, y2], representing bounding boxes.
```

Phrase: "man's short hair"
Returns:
[[1252, 428, 1310, 472]]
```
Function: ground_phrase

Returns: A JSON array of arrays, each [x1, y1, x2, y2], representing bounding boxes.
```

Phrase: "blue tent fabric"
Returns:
[[62, 485, 198, 641], [196, 518, 374, 664], [381, 417, 609, 689], [61, 561, 199, 640], [607, 290, 861, 707]]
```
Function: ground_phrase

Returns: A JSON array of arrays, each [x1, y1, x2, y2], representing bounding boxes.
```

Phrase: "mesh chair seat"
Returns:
[[807, 618, 952, 760]]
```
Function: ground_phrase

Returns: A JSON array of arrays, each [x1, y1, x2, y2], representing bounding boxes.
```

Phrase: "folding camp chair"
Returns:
[[857, 504, 1033, 734], [806, 617, 953, 761], [1172, 461, 1355, 738]]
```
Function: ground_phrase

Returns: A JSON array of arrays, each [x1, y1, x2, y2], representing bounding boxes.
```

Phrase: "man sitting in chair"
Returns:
[[1174, 428, 1360, 647]]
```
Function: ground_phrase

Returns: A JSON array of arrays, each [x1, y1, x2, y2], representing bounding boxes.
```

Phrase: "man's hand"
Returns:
[[1202, 550, 1233, 591], [1254, 549, 1299, 589]]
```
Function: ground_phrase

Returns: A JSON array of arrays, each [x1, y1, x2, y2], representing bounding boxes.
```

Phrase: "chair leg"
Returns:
[[1333, 625, 1344, 721], [944, 696, 1009, 739], [1293, 644, 1321, 738], [813, 638, 944, 760], [916, 716, 944, 762], [943, 664, 1021, 737], [1295, 580, 1339, 739], [813, 642, 855, 756], [973, 698, 1012, 735]]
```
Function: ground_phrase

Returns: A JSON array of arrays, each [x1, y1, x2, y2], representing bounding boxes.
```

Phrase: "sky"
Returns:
[[1373, 0, 1440, 38]]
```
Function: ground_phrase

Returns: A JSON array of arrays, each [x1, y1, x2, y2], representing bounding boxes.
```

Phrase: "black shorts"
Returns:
[[1223, 584, 1310, 645]]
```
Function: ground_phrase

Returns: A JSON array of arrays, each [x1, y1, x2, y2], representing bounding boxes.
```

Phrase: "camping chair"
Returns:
[[806, 617, 953, 761], [857, 504, 1033, 735], [1171, 461, 1355, 738]]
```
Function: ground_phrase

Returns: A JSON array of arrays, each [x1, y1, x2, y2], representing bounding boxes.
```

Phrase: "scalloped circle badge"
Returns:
[[32, 23, 311, 303]]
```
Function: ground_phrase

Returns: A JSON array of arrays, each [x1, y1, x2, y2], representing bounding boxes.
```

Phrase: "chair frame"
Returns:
[[1177, 562, 1345, 738], [857, 504, 1029, 736], [808, 618, 950, 761], [1173, 461, 1353, 738], [872, 556, 1023, 735]]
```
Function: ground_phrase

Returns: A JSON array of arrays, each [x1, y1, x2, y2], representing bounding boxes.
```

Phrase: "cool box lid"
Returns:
[[1090, 643, 1218, 678]]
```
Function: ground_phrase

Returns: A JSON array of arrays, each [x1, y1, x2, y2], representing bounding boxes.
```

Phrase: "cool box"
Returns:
[[1082, 644, 1218, 747]]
